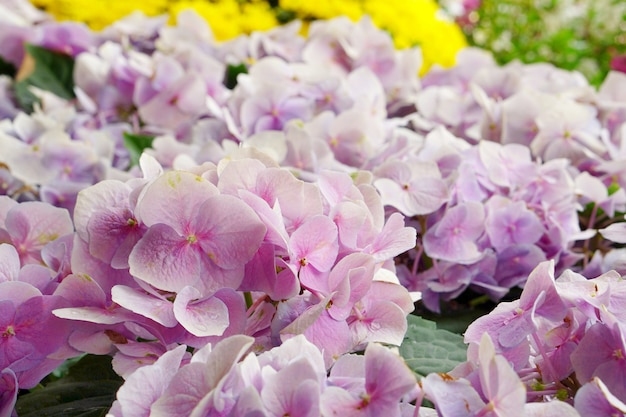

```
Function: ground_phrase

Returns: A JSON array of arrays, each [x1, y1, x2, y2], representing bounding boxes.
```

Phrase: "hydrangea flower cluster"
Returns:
[[61, 154, 416, 362], [107, 334, 419, 417], [422, 259, 626, 416], [0, 151, 417, 412], [1, 0, 626, 415], [0, 197, 75, 398]]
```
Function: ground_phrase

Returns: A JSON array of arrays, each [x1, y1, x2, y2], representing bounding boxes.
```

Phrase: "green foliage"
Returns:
[[14, 44, 75, 112], [463, 0, 626, 86], [399, 314, 468, 378], [0, 56, 17, 78], [123, 132, 156, 167], [16, 355, 122, 417], [224, 63, 248, 89]]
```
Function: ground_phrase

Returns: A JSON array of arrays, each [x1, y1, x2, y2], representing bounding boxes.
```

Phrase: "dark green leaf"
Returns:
[[224, 63, 248, 89], [20, 44, 76, 100], [123, 132, 155, 167], [14, 81, 41, 113], [17, 382, 122, 417], [12, 44, 76, 112], [399, 315, 467, 378], [16, 355, 122, 417], [0, 56, 17, 78]]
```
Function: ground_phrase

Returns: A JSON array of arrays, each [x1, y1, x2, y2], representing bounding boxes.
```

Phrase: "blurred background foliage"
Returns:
[[441, 0, 626, 86]]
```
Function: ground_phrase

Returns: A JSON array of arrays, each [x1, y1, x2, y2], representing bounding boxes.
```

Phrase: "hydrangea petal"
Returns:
[[115, 345, 187, 417], [112, 285, 177, 327], [173, 286, 229, 337]]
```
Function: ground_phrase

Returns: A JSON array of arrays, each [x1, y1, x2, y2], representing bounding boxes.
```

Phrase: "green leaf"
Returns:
[[224, 63, 248, 89], [399, 315, 468, 378], [20, 44, 75, 98], [13, 44, 76, 112], [123, 132, 155, 167], [14, 81, 41, 113], [0, 56, 17, 78], [16, 355, 123, 417]]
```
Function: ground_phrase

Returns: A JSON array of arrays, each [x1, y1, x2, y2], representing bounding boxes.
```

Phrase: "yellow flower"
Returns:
[[32, 0, 169, 30], [279, 0, 362, 20], [368, 0, 466, 73], [279, 0, 466, 74], [30, 0, 466, 72], [168, 0, 278, 41]]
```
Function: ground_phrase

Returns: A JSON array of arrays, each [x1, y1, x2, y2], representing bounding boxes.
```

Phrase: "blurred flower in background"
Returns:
[[27, 0, 467, 74]]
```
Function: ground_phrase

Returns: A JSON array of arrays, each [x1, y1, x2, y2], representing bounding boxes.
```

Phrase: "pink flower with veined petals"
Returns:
[[129, 171, 266, 297]]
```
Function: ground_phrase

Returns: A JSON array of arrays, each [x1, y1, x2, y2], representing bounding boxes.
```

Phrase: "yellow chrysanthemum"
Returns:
[[168, 0, 278, 40], [31, 0, 169, 30], [279, 0, 362, 21], [281, 0, 467, 74], [30, 0, 466, 72]]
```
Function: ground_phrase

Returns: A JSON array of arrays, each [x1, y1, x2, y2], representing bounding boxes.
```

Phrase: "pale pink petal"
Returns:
[[116, 345, 187, 417], [195, 194, 266, 270], [112, 285, 177, 327], [289, 215, 338, 272], [0, 244, 20, 283], [134, 170, 218, 233], [173, 286, 229, 337]]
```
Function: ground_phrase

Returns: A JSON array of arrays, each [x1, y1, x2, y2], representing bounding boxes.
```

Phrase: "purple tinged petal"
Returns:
[[302, 310, 353, 367], [194, 194, 266, 270], [365, 343, 417, 409], [279, 295, 330, 338], [327, 253, 375, 320], [85, 205, 143, 269], [151, 335, 254, 417], [289, 215, 338, 273], [494, 244, 547, 289], [320, 386, 363, 417], [575, 377, 626, 417], [374, 165, 448, 217], [0, 244, 19, 282], [115, 345, 187, 417], [238, 190, 289, 249], [0, 368, 17, 417], [261, 360, 320, 417], [231, 386, 265, 417], [599, 222, 626, 244], [0, 281, 42, 305], [173, 286, 229, 337], [423, 202, 485, 264], [255, 168, 323, 232], [477, 333, 526, 417], [53, 306, 138, 325], [353, 300, 408, 346], [422, 373, 485, 417], [138, 74, 207, 130], [524, 401, 580, 417], [53, 273, 107, 307], [257, 333, 326, 374], [519, 260, 566, 321], [129, 223, 202, 293], [134, 170, 219, 233], [497, 313, 535, 349], [485, 199, 544, 251], [241, 244, 299, 300], [5, 202, 73, 265], [73, 180, 134, 250], [364, 213, 417, 263], [112, 341, 173, 378], [216, 158, 267, 196], [571, 323, 626, 401], [112, 285, 177, 327]]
